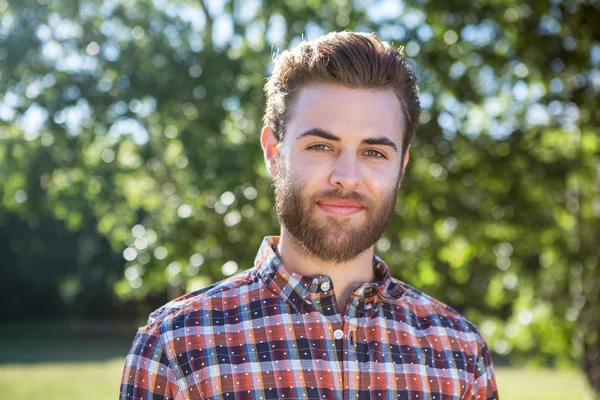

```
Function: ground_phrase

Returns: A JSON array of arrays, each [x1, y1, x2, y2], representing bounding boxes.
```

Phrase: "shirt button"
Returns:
[[320, 281, 331, 292], [333, 329, 344, 340], [365, 303, 373, 310]]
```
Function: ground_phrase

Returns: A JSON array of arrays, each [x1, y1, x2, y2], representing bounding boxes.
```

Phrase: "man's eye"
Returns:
[[307, 144, 331, 152], [365, 150, 386, 159]]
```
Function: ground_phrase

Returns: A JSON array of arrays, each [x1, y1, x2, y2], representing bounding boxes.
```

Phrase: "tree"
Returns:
[[0, 0, 598, 394]]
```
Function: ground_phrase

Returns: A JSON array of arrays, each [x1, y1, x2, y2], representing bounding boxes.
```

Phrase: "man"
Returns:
[[120, 31, 499, 400]]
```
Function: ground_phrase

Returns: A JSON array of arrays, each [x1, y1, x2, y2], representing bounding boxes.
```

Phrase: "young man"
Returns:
[[120, 32, 499, 400]]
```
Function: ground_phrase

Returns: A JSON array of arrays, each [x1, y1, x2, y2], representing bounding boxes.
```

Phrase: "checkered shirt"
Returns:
[[120, 236, 499, 400]]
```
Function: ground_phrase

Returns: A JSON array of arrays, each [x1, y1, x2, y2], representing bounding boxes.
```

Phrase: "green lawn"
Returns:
[[0, 321, 595, 399], [0, 361, 594, 399], [0, 358, 125, 400], [496, 367, 594, 400]]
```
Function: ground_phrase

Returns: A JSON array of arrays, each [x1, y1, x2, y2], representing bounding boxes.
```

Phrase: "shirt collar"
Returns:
[[254, 236, 405, 313]]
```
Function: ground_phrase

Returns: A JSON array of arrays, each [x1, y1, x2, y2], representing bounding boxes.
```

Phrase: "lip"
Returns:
[[319, 199, 363, 207], [317, 200, 364, 216]]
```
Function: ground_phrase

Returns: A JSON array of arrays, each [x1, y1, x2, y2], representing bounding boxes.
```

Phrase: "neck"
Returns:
[[276, 228, 376, 311]]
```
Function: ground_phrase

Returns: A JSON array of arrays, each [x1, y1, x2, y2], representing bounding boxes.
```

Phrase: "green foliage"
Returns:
[[0, 0, 598, 392]]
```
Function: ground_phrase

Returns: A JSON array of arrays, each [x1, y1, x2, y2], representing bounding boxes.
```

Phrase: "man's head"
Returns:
[[263, 31, 420, 156], [261, 32, 421, 263]]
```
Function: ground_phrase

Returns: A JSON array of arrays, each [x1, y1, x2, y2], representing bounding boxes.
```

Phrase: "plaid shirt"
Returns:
[[120, 236, 498, 400]]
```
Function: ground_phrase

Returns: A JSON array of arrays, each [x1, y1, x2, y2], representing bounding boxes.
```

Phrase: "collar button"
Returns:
[[320, 281, 331, 292]]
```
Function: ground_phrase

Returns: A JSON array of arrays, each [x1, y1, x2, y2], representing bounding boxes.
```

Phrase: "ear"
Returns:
[[401, 144, 410, 174], [260, 126, 279, 178], [397, 144, 410, 188]]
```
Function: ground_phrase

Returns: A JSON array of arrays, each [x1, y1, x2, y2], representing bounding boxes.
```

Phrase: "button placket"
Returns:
[[330, 323, 346, 394]]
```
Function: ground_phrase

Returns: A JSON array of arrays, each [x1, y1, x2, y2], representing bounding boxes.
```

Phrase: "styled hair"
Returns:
[[263, 31, 421, 156]]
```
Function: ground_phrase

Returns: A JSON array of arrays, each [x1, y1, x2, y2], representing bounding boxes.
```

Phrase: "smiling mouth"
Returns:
[[316, 200, 365, 216]]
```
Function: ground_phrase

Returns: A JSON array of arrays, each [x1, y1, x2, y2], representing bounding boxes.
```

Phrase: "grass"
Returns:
[[0, 358, 125, 400], [0, 321, 595, 400], [0, 362, 594, 400], [496, 367, 594, 400]]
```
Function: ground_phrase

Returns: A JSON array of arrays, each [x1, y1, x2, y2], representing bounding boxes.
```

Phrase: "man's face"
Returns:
[[267, 83, 408, 263]]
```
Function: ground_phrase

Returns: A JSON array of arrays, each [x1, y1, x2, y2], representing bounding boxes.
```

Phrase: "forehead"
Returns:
[[286, 83, 405, 144]]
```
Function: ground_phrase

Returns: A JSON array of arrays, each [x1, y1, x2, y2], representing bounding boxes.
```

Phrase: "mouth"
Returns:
[[316, 199, 365, 216]]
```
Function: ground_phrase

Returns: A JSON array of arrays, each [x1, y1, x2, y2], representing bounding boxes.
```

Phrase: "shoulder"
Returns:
[[142, 267, 259, 332], [390, 277, 487, 344]]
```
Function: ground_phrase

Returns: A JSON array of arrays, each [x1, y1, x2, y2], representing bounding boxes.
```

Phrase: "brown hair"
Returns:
[[263, 31, 421, 156]]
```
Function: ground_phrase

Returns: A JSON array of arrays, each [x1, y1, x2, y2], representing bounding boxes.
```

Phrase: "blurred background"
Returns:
[[0, 0, 598, 398]]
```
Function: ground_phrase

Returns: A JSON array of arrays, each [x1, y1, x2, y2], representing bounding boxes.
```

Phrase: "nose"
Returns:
[[328, 150, 362, 190]]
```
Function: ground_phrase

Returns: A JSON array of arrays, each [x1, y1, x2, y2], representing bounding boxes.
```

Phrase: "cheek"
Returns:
[[291, 157, 330, 183], [362, 161, 392, 179], [363, 170, 399, 197]]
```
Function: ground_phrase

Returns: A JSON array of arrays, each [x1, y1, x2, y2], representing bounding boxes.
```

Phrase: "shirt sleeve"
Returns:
[[119, 323, 181, 400], [467, 337, 499, 400]]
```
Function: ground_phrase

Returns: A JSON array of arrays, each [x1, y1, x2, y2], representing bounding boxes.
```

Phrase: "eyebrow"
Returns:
[[297, 128, 398, 152]]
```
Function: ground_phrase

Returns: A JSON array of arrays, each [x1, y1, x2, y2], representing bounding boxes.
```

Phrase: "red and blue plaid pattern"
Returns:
[[120, 236, 498, 399]]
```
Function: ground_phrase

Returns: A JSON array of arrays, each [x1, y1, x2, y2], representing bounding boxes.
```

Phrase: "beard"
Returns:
[[274, 157, 400, 264]]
